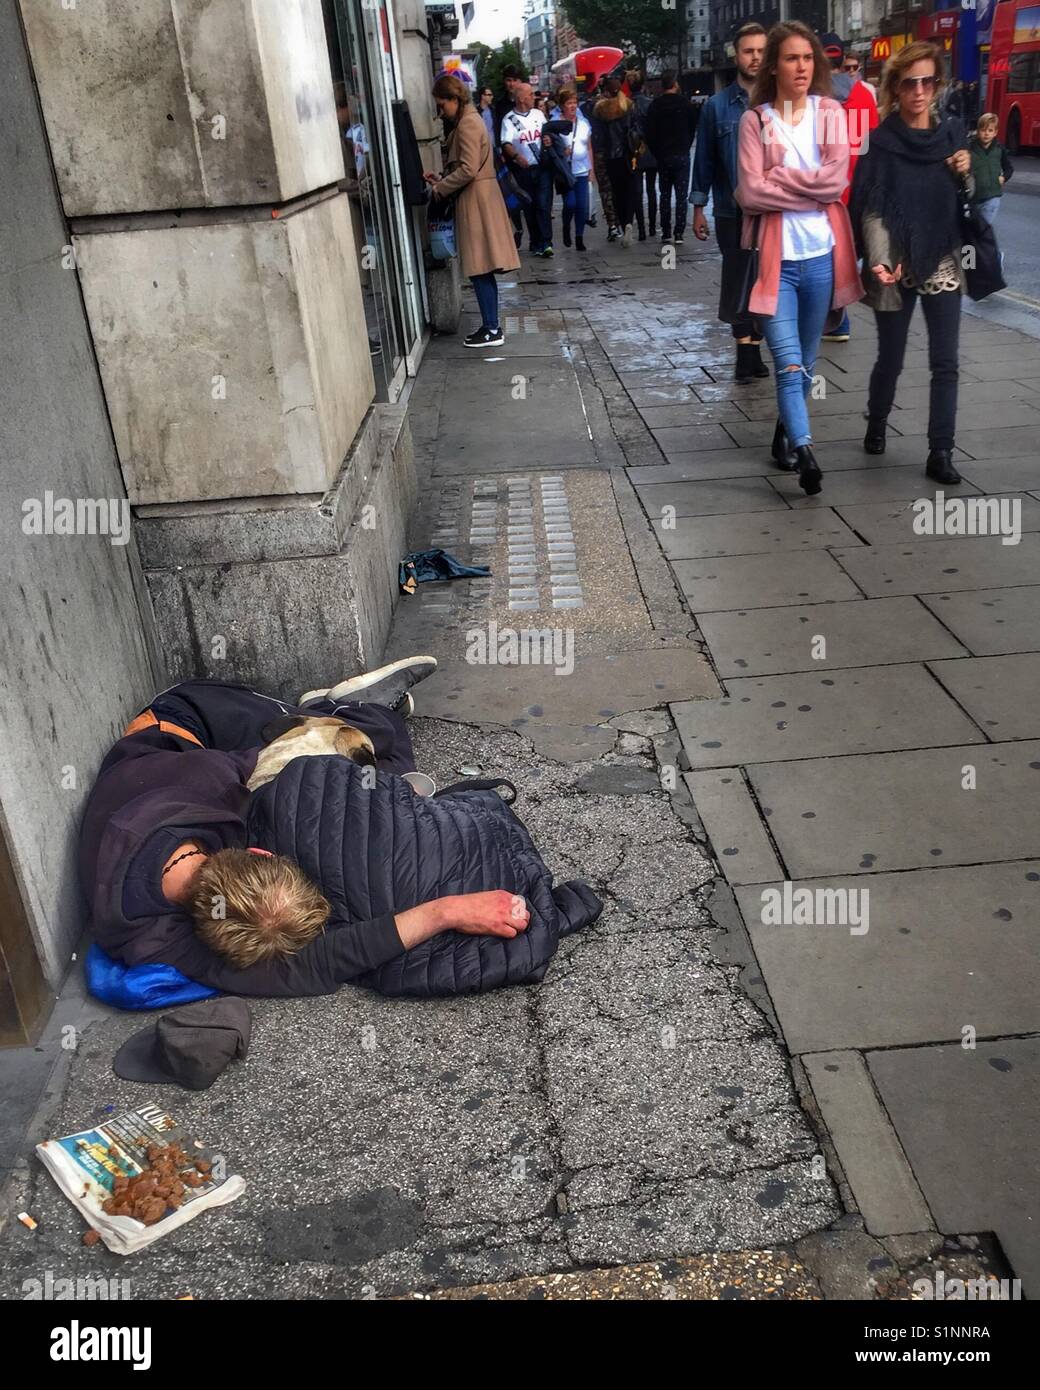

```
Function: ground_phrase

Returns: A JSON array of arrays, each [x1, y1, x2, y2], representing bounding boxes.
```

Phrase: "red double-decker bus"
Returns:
[[988, 0, 1040, 151]]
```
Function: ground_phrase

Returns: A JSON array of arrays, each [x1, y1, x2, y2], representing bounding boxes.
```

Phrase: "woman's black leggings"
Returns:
[[606, 158, 636, 229], [868, 286, 961, 450]]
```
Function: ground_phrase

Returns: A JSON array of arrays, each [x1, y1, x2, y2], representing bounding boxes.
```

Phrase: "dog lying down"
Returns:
[[246, 715, 376, 791]]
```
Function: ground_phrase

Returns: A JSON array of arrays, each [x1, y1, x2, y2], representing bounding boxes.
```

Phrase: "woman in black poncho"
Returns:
[[849, 41, 972, 484]]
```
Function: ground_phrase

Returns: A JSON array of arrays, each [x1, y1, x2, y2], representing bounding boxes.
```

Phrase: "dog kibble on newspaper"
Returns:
[[37, 1103, 245, 1254]]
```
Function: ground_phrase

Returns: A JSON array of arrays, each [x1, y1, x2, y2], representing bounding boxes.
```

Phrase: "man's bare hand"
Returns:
[[693, 207, 710, 241], [446, 891, 531, 938]]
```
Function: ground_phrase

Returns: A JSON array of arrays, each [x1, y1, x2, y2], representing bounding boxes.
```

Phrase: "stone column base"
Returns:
[[135, 405, 417, 698]]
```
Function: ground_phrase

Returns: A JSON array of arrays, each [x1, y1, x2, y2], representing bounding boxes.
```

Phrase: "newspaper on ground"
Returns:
[[36, 1102, 245, 1254]]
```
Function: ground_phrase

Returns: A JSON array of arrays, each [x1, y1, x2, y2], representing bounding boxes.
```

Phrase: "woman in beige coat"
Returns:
[[426, 74, 521, 348]]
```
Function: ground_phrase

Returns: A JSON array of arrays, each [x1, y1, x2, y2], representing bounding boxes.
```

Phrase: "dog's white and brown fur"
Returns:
[[246, 715, 376, 792]]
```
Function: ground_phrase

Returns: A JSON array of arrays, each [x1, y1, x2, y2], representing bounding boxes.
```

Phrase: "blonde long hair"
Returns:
[[878, 40, 946, 120]]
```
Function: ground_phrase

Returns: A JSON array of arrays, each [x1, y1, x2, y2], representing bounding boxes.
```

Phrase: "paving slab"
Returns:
[[651, 424, 737, 453], [738, 862, 1040, 1052], [652, 508, 861, 559], [956, 457, 1040, 492], [889, 400, 1040, 433], [635, 477, 792, 518], [697, 596, 967, 677], [629, 442, 964, 484], [834, 494, 1040, 546], [726, 414, 908, 448], [957, 424, 1040, 457], [432, 358, 596, 471], [801, 1053, 933, 1236], [832, 532, 1040, 595], [628, 451, 782, 482], [675, 550, 862, 611], [672, 664, 982, 769], [739, 388, 874, 420], [868, 1038, 1040, 1296], [772, 468, 983, 509], [683, 769, 783, 885], [746, 739, 1040, 879], [919, 585, 1040, 656], [927, 653, 1040, 740], [639, 402, 749, 427]]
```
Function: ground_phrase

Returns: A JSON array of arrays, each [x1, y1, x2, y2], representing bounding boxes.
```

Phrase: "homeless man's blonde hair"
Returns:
[[189, 849, 330, 968]]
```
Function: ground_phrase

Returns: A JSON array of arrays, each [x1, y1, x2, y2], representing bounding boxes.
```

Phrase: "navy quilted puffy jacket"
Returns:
[[246, 757, 601, 997]]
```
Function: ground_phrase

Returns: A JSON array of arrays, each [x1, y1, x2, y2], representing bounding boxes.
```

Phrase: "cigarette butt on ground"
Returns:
[[17, 1213, 38, 1231]]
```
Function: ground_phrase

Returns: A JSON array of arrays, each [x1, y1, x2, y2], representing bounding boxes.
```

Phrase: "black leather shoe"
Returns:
[[795, 445, 823, 496], [863, 418, 887, 455], [734, 342, 754, 384], [750, 342, 770, 378], [925, 449, 962, 484], [771, 418, 797, 471]]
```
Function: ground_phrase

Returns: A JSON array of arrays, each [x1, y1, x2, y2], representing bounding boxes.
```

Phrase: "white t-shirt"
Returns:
[[763, 97, 835, 262], [552, 109, 592, 176], [500, 107, 546, 167]]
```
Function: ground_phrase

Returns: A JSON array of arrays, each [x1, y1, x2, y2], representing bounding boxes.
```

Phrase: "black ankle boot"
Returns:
[[771, 418, 797, 471], [750, 343, 770, 378], [795, 445, 823, 496], [863, 418, 887, 455], [925, 449, 962, 484], [563, 226, 572, 248], [575, 236, 586, 252], [734, 342, 755, 384]]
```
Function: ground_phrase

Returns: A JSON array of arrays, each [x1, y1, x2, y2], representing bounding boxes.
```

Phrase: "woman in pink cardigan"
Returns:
[[736, 22, 863, 495]]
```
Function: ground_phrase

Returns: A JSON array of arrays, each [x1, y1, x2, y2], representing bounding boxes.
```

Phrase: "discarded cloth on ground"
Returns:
[[399, 548, 491, 594]]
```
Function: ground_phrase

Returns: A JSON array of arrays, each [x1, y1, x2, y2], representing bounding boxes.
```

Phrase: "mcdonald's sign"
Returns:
[[872, 36, 891, 61]]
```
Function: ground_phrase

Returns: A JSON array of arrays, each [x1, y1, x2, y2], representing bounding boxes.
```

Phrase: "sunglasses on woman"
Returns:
[[899, 75, 938, 91]]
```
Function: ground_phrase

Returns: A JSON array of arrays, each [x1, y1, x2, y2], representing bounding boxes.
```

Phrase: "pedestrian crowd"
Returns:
[[426, 24, 1008, 493]]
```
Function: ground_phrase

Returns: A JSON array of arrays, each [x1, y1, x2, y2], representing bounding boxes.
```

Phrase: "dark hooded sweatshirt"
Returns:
[[79, 725, 402, 996]]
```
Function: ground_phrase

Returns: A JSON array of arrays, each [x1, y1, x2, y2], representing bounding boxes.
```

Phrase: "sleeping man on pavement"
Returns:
[[80, 659, 601, 1002]]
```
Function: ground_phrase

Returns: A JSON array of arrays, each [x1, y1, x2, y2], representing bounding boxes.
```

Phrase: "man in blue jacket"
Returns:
[[691, 22, 769, 384], [80, 661, 533, 999]]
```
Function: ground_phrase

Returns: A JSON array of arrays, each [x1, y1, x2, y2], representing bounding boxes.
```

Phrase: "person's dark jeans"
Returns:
[[146, 680, 416, 775], [869, 287, 961, 450], [471, 272, 499, 330], [512, 163, 544, 250], [657, 153, 690, 238], [634, 169, 658, 237], [562, 175, 590, 239], [606, 157, 636, 229], [535, 163, 554, 248], [716, 213, 763, 341]]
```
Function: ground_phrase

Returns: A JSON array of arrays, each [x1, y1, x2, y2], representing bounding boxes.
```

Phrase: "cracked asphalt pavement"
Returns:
[[0, 716, 837, 1299]]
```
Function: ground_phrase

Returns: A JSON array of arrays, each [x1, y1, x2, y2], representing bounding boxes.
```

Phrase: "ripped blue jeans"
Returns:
[[763, 252, 834, 449]]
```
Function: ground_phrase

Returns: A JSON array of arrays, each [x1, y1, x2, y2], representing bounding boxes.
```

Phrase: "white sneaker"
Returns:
[[622, 224, 633, 247], [324, 656, 437, 709]]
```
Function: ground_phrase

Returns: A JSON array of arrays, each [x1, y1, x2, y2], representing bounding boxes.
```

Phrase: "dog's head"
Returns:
[[246, 715, 377, 791]]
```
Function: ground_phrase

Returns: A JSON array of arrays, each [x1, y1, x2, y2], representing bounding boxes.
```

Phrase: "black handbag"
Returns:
[[958, 181, 1005, 301], [718, 215, 759, 324]]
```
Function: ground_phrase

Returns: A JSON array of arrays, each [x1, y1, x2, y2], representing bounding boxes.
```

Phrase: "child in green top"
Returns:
[[969, 113, 1013, 227]]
